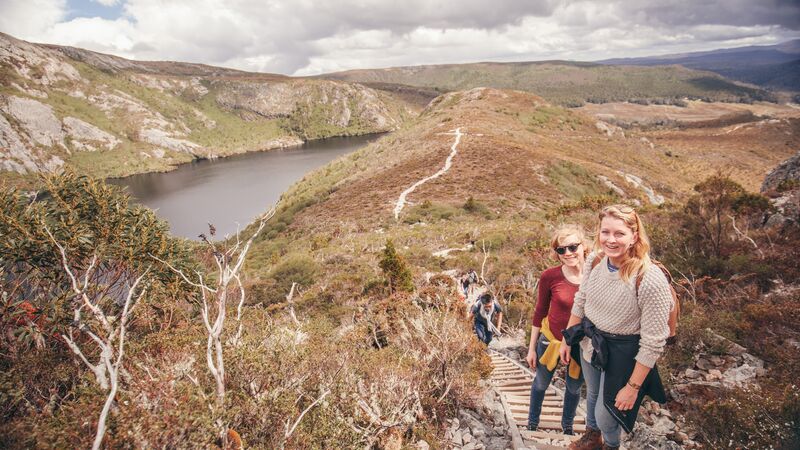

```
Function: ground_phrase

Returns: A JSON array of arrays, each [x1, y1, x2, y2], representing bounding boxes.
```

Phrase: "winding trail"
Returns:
[[394, 128, 463, 220]]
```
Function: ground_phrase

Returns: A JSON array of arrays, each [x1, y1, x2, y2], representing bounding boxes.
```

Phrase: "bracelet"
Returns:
[[627, 380, 642, 390]]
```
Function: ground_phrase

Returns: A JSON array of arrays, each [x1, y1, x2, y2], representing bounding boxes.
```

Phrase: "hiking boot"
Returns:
[[562, 424, 574, 435], [568, 427, 602, 450], [526, 423, 538, 431], [601, 444, 619, 450]]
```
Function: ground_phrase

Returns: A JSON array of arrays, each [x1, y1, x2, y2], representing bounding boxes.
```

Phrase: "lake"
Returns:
[[110, 134, 383, 239]]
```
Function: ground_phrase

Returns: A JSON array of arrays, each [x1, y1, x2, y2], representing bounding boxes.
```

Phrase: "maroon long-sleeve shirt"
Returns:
[[532, 266, 580, 341]]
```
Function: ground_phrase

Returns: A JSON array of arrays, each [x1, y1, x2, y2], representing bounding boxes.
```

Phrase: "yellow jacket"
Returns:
[[538, 317, 581, 380]]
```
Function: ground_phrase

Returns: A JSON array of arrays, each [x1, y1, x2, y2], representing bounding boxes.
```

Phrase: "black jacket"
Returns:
[[563, 318, 667, 433]]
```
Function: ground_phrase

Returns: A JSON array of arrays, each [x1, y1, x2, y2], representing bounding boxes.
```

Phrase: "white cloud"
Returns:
[[92, 0, 120, 6], [2, 0, 798, 76], [0, 0, 66, 41]]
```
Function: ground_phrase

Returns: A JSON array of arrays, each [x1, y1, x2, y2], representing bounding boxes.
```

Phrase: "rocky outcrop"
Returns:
[[0, 32, 82, 86], [215, 80, 400, 132], [761, 152, 800, 226], [3, 95, 64, 147], [445, 400, 511, 450], [618, 172, 665, 205], [139, 128, 199, 155], [63, 117, 120, 151]]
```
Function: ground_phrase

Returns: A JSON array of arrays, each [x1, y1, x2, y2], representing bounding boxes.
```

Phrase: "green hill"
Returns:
[[322, 60, 776, 106]]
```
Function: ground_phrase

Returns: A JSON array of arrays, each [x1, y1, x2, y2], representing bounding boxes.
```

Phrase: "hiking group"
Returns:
[[466, 204, 678, 450]]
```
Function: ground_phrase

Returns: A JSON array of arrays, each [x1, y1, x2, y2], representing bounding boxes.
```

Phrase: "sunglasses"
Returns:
[[555, 244, 581, 255]]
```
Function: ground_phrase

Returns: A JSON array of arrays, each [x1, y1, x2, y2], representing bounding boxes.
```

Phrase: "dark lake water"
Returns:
[[109, 134, 382, 239]]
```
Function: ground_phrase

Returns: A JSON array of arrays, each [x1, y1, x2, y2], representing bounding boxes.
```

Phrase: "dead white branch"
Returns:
[[728, 214, 764, 258], [152, 208, 274, 445], [480, 240, 489, 285], [46, 226, 149, 450], [282, 389, 330, 449]]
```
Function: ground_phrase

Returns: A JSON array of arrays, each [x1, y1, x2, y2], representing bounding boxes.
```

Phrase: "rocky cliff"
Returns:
[[0, 32, 411, 183]]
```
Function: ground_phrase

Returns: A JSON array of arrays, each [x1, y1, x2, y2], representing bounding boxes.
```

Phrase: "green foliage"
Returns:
[[686, 384, 799, 449], [776, 178, 800, 193], [463, 196, 492, 217], [545, 161, 605, 201], [403, 200, 462, 224], [683, 174, 771, 264], [547, 194, 619, 219], [0, 172, 194, 341], [378, 240, 414, 294]]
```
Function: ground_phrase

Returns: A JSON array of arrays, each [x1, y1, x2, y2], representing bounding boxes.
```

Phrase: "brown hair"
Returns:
[[593, 204, 651, 281]]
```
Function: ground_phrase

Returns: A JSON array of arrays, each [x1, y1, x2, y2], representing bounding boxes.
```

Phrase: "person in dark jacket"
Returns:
[[468, 293, 503, 345]]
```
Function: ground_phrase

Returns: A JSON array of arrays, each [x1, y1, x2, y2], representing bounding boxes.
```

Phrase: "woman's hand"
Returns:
[[614, 384, 639, 411], [558, 339, 571, 365], [525, 348, 537, 369]]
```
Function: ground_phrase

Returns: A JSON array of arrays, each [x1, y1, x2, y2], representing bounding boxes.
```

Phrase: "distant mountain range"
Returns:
[[599, 40, 800, 92]]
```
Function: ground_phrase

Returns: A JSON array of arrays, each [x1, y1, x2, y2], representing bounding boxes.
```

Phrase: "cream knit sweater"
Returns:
[[571, 252, 674, 368]]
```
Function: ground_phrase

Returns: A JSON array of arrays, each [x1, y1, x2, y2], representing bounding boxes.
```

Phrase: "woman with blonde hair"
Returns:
[[559, 205, 673, 450], [525, 224, 587, 434]]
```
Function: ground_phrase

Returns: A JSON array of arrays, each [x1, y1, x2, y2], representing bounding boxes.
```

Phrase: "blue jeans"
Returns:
[[475, 324, 492, 345], [527, 335, 583, 430], [581, 355, 621, 446]]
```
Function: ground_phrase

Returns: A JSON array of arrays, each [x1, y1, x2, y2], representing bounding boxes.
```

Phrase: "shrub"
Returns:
[[379, 240, 414, 294], [403, 200, 462, 224]]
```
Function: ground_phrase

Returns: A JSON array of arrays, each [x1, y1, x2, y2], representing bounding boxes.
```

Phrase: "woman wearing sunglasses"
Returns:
[[525, 224, 587, 435], [559, 205, 673, 450]]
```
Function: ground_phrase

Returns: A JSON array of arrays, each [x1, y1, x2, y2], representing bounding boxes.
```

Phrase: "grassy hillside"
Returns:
[[322, 61, 776, 106]]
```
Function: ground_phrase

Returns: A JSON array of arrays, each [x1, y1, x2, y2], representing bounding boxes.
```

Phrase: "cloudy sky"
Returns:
[[1, 0, 798, 76]]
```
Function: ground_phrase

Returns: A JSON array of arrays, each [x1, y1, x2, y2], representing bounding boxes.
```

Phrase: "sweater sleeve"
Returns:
[[531, 269, 553, 327], [634, 265, 674, 368], [570, 252, 597, 319]]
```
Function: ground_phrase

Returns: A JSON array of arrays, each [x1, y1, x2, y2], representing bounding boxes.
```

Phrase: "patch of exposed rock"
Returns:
[[129, 74, 209, 98], [63, 117, 120, 151], [595, 120, 625, 138], [762, 151, 800, 226], [139, 128, 199, 155], [0, 32, 82, 86], [215, 80, 399, 131], [258, 136, 304, 150], [445, 394, 511, 450], [3, 95, 64, 147], [597, 175, 627, 197], [618, 172, 665, 205]]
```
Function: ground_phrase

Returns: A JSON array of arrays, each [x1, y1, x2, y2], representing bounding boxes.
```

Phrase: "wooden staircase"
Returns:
[[490, 351, 586, 450]]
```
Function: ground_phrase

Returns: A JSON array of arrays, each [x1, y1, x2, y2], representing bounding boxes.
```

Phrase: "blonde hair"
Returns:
[[550, 224, 589, 260], [593, 204, 651, 281]]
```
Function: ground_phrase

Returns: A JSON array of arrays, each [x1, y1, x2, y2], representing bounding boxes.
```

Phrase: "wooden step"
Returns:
[[515, 419, 586, 433], [512, 412, 586, 425], [522, 429, 581, 442]]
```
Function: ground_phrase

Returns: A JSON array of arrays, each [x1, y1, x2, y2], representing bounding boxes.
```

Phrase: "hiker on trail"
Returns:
[[468, 293, 503, 345], [461, 269, 478, 298], [525, 225, 587, 435], [559, 205, 673, 450]]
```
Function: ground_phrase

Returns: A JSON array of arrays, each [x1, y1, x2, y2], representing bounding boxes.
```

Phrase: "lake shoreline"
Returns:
[[109, 133, 386, 239], [103, 130, 391, 184]]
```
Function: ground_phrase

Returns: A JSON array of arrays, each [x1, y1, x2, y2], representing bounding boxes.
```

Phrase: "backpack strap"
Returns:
[[635, 259, 674, 295]]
